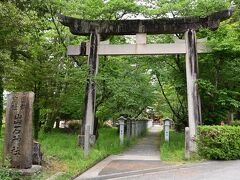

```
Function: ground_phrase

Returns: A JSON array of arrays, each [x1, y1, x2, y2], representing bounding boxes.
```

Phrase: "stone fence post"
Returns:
[[139, 120, 142, 135], [126, 118, 131, 142], [118, 116, 126, 145], [143, 120, 147, 134], [131, 119, 136, 138], [136, 120, 140, 137]]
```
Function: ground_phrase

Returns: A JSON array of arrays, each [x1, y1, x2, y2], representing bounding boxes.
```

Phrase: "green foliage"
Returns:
[[0, 76, 3, 135], [144, 0, 230, 17], [198, 18, 240, 124], [0, 127, 132, 179], [0, 127, 133, 179], [197, 126, 240, 160], [0, 131, 3, 163], [197, 79, 240, 124], [35, 127, 130, 178], [96, 55, 156, 120], [0, 129, 20, 179], [0, 169, 20, 180], [1, 0, 240, 135], [230, 120, 240, 126], [160, 130, 185, 162]]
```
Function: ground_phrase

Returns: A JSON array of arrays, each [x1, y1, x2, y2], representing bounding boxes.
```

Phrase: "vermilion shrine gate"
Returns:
[[59, 9, 233, 153]]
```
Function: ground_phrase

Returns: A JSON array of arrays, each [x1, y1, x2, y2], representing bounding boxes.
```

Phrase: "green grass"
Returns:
[[160, 130, 185, 162], [0, 127, 132, 179], [35, 127, 131, 179], [0, 130, 4, 164]]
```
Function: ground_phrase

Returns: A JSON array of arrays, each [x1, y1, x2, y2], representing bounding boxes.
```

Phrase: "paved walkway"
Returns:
[[109, 160, 240, 180], [75, 125, 162, 179], [75, 125, 240, 180]]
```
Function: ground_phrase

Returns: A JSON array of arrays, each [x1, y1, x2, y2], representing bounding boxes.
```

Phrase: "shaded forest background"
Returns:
[[0, 0, 240, 139]]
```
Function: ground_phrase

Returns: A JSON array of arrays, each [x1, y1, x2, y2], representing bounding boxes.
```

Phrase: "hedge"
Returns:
[[197, 126, 240, 160]]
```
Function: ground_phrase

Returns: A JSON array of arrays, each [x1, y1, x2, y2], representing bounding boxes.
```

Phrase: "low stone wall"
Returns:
[[118, 117, 152, 144]]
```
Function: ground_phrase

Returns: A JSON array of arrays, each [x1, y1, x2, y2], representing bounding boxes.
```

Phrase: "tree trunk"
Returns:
[[33, 106, 40, 140], [44, 111, 57, 133], [94, 116, 99, 140], [55, 118, 60, 129], [0, 75, 3, 137]]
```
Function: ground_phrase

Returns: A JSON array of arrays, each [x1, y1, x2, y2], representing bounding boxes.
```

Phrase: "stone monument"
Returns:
[[4, 92, 34, 169]]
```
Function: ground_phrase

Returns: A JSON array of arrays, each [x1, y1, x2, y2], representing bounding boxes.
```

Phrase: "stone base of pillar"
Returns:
[[185, 127, 190, 160], [32, 141, 43, 165], [14, 165, 42, 176], [78, 135, 96, 147]]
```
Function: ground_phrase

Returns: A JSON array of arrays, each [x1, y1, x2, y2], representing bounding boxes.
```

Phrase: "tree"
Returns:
[[2, 0, 240, 137], [0, 1, 30, 135]]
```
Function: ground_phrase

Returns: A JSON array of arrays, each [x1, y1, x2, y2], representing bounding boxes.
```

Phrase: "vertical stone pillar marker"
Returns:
[[135, 120, 138, 137], [126, 118, 131, 142], [4, 92, 34, 169], [163, 119, 170, 142], [118, 116, 125, 145], [80, 32, 99, 147], [130, 119, 133, 137], [185, 29, 202, 152], [132, 119, 136, 138]]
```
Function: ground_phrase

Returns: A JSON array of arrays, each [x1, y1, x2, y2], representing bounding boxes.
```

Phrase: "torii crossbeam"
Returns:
[[59, 8, 233, 154]]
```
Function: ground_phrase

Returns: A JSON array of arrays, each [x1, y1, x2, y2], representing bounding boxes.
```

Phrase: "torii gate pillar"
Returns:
[[185, 29, 202, 152], [79, 32, 99, 148]]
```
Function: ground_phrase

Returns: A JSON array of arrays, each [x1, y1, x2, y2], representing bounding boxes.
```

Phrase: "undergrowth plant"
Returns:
[[160, 130, 185, 162], [197, 126, 240, 160]]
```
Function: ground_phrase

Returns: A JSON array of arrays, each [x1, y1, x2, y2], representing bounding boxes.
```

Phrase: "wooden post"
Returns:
[[4, 92, 34, 169], [80, 32, 99, 147], [185, 29, 202, 152]]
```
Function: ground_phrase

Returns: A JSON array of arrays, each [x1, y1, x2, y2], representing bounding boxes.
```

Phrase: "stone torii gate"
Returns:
[[59, 9, 233, 153]]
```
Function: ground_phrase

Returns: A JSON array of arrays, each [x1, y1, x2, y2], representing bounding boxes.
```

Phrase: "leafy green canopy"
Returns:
[[0, 0, 240, 136]]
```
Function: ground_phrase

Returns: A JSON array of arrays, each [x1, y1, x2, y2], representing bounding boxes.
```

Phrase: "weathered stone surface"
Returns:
[[4, 92, 34, 169], [185, 30, 202, 152], [32, 141, 43, 165], [118, 116, 126, 145], [185, 127, 190, 160], [16, 165, 42, 176], [59, 9, 233, 35], [126, 118, 131, 142], [80, 32, 99, 148], [84, 125, 90, 156]]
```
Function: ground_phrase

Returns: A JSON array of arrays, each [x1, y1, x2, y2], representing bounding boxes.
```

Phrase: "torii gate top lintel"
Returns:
[[59, 9, 233, 36]]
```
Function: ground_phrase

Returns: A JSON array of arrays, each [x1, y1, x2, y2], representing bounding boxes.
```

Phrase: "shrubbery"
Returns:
[[230, 120, 240, 126], [0, 168, 20, 180], [197, 126, 240, 160]]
